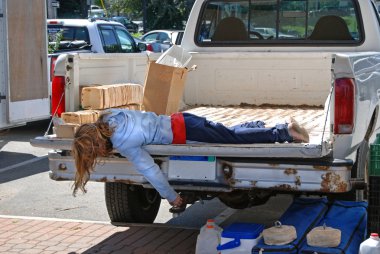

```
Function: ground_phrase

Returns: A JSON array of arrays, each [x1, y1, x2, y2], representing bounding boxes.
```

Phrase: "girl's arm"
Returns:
[[123, 147, 178, 202]]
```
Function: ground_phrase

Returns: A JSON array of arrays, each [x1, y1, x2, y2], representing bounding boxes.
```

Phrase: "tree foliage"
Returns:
[[58, 0, 192, 31], [107, 0, 188, 30], [146, 0, 186, 29], [107, 0, 142, 19]]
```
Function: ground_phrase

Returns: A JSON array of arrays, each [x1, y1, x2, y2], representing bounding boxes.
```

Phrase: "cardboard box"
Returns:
[[61, 110, 100, 125], [122, 83, 144, 105], [81, 83, 144, 110], [81, 86, 110, 109], [54, 124, 79, 138], [143, 62, 188, 115]]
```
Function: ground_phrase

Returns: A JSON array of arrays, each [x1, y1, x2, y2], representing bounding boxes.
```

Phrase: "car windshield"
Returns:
[[197, 0, 362, 45]]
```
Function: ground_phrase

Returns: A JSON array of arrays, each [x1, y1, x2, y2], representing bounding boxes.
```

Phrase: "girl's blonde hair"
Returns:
[[72, 115, 114, 195]]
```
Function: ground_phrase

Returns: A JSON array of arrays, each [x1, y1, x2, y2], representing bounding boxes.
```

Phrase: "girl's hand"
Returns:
[[169, 195, 183, 207]]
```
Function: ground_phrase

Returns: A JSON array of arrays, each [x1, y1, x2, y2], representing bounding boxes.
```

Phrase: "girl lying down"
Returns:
[[72, 108, 309, 212]]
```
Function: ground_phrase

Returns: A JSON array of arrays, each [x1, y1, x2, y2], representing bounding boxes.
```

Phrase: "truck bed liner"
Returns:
[[31, 105, 331, 158]]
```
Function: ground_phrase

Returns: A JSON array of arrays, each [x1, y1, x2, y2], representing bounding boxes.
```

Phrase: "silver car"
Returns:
[[140, 30, 184, 52]]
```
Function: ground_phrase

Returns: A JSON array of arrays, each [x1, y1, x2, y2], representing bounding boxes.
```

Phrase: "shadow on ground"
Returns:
[[80, 224, 197, 254], [0, 155, 48, 184]]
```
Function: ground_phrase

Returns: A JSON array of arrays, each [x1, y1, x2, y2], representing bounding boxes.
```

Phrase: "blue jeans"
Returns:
[[183, 113, 293, 144]]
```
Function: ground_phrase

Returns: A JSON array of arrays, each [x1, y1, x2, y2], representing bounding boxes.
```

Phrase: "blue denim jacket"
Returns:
[[102, 109, 177, 202]]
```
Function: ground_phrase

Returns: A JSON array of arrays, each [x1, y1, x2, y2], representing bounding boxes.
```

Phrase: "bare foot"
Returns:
[[287, 117, 309, 143]]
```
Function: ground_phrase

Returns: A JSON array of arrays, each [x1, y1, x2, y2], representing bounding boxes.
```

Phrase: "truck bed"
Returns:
[[31, 105, 331, 158], [184, 105, 328, 144]]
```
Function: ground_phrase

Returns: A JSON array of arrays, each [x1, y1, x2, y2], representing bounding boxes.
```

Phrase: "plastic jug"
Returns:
[[195, 219, 222, 254], [359, 233, 380, 254], [199, 219, 223, 233]]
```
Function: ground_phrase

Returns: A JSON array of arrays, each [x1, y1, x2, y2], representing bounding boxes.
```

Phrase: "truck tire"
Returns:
[[105, 183, 161, 223]]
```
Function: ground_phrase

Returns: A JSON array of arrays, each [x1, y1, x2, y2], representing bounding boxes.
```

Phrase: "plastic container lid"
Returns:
[[221, 223, 264, 239]]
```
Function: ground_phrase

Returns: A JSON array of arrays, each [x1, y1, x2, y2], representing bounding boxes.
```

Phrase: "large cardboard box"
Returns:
[[143, 62, 188, 115]]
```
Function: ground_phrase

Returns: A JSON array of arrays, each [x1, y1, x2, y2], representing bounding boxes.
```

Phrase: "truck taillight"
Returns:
[[51, 76, 65, 117], [50, 56, 58, 81], [334, 78, 355, 134]]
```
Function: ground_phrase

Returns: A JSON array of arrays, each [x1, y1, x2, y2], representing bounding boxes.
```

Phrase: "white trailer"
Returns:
[[0, 0, 50, 130]]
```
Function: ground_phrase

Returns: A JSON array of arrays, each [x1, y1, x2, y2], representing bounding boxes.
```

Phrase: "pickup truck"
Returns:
[[32, 0, 380, 231]]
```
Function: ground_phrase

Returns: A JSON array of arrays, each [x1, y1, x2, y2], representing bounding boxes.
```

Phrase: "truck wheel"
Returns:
[[105, 183, 161, 223]]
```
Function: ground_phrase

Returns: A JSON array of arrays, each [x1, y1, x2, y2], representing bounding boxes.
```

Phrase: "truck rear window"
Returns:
[[47, 25, 90, 52], [196, 0, 362, 45], [47, 25, 90, 44]]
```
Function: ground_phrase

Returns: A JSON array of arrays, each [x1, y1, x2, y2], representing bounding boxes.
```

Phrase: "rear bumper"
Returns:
[[220, 158, 352, 192], [48, 152, 352, 194]]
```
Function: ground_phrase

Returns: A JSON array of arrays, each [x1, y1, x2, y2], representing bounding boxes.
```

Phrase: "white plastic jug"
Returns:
[[359, 233, 380, 254], [199, 219, 223, 233], [195, 219, 222, 254]]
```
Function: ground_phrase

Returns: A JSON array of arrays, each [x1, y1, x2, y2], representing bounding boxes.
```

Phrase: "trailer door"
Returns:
[[6, 0, 50, 124], [0, 0, 8, 128]]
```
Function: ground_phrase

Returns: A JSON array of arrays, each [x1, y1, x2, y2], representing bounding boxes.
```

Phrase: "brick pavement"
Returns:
[[0, 216, 198, 254]]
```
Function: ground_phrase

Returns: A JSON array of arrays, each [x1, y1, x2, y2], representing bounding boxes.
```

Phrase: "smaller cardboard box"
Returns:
[[143, 62, 188, 115], [54, 124, 79, 138], [61, 110, 99, 125]]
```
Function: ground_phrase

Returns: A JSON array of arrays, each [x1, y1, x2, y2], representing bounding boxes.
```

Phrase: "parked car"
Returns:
[[140, 30, 184, 52], [133, 37, 154, 52], [110, 16, 139, 33], [88, 5, 106, 18]]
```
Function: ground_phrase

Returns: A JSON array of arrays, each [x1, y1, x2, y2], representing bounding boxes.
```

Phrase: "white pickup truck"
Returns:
[[32, 0, 380, 230]]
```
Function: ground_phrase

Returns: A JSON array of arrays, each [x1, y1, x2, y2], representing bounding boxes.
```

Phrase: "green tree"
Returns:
[[106, 0, 188, 30], [147, 0, 186, 29], [108, 0, 142, 19]]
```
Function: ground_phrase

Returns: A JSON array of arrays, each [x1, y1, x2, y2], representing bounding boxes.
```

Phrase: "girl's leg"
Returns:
[[183, 113, 293, 144], [230, 120, 266, 129]]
